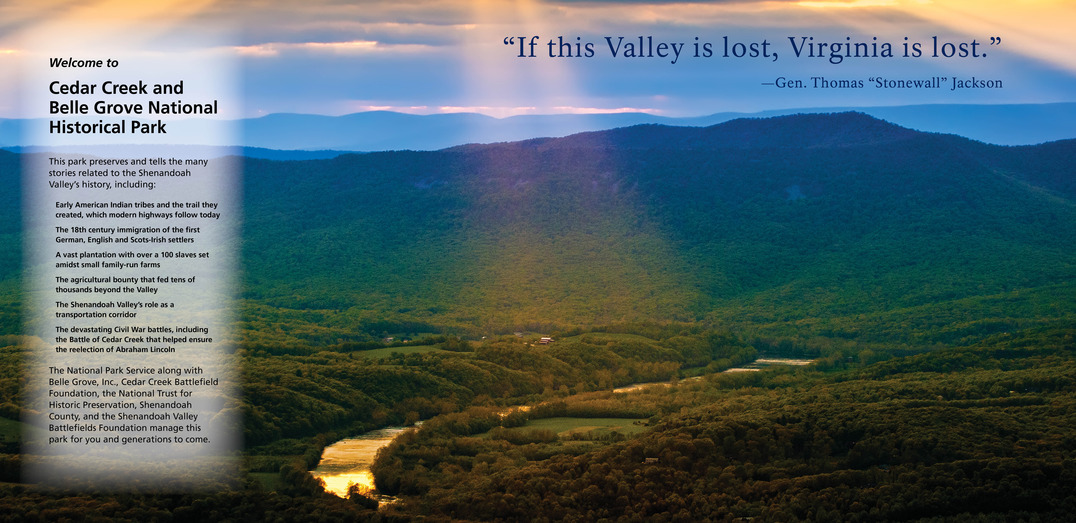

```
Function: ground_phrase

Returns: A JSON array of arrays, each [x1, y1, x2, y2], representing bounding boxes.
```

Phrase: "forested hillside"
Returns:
[[239, 112, 1076, 347], [2, 113, 1072, 344], [1, 113, 1073, 520]]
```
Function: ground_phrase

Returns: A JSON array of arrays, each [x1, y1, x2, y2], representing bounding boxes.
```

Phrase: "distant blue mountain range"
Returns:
[[4, 103, 1075, 157]]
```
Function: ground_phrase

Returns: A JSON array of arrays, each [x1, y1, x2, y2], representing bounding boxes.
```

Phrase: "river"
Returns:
[[309, 426, 411, 499], [310, 357, 815, 500]]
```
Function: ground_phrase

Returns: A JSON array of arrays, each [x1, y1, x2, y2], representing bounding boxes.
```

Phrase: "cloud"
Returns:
[[549, 105, 662, 114], [544, 0, 767, 4], [230, 19, 477, 49], [3, 0, 1075, 119], [432, 105, 661, 117], [334, 104, 660, 118], [231, 39, 437, 57], [795, 0, 900, 7]]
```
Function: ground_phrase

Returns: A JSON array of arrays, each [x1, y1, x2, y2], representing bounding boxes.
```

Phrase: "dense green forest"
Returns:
[[5, 324, 1074, 520], [3, 113, 1075, 345], [1, 113, 1075, 520], [371, 328, 1076, 521], [234, 113, 1075, 347]]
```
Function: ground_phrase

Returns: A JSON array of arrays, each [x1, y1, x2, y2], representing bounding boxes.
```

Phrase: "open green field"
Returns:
[[0, 417, 19, 443], [356, 345, 448, 359], [522, 417, 647, 438]]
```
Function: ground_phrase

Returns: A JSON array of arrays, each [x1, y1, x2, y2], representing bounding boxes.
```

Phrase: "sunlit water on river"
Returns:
[[310, 426, 410, 499], [312, 358, 816, 500]]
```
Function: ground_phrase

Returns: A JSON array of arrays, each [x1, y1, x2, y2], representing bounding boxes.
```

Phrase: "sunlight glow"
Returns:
[[459, 0, 587, 115], [2, 0, 1073, 118], [233, 40, 432, 57], [796, 0, 900, 8], [314, 472, 375, 498], [908, 0, 1076, 73]]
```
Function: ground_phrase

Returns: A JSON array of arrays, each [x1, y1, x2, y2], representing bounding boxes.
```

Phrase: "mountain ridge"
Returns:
[[232, 112, 1075, 344], [4, 103, 1076, 153], [1, 112, 1071, 343], [464, 112, 925, 152]]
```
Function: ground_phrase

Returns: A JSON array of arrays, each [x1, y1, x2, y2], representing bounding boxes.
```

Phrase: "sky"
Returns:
[[2, 0, 1075, 119]]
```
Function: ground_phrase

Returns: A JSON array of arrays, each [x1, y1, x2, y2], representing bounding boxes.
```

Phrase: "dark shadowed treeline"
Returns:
[[373, 328, 1076, 521]]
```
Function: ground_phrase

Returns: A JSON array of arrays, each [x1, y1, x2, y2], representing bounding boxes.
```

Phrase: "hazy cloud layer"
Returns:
[[3, 0, 1075, 117]]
